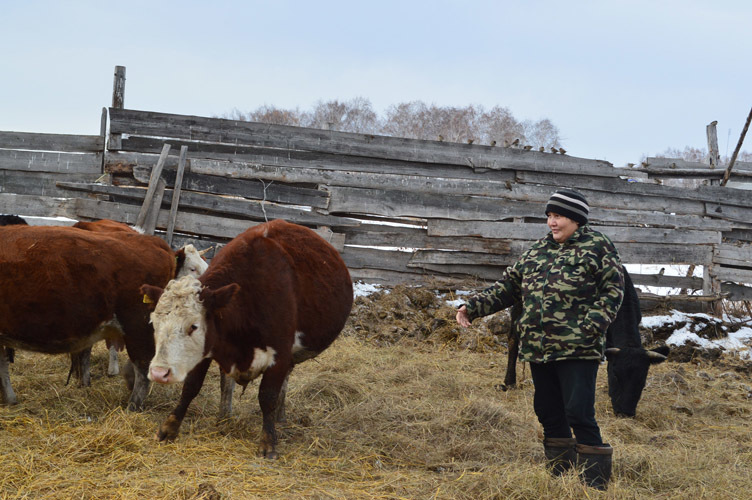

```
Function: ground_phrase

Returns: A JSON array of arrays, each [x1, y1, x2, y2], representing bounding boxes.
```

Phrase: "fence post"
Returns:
[[109, 66, 126, 152], [112, 66, 126, 109]]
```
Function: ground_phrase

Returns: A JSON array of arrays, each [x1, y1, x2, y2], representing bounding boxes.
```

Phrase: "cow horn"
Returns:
[[198, 247, 212, 257], [646, 350, 667, 360], [605, 348, 621, 354]]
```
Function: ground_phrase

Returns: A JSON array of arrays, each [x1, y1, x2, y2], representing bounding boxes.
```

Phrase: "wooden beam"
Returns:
[[135, 144, 170, 230], [165, 146, 188, 245]]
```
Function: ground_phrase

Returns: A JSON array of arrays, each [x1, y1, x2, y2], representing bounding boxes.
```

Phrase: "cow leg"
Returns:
[[157, 358, 212, 441], [68, 349, 92, 387], [502, 301, 522, 389], [257, 362, 291, 459], [107, 344, 120, 376], [0, 347, 18, 405], [127, 361, 151, 411], [218, 370, 235, 420], [275, 369, 292, 423]]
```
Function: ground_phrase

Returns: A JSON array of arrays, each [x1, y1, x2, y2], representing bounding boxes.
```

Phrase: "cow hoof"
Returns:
[[157, 415, 181, 441], [260, 449, 279, 460]]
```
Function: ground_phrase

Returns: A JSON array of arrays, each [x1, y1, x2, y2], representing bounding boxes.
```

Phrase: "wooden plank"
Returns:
[[0, 149, 101, 174], [720, 282, 752, 301], [327, 186, 542, 221], [111, 142, 516, 184], [427, 220, 721, 245], [714, 242, 752, 267], [109, 108, 621, 177], [0, 170, 102, 197], [618, 242, 712, 265], [56, 181, 360, 228], [0, 131, 103, 152], [518, 170, 752, 209], [0, 193, 79, 219], [166, 146, 188, 245], [715, 266, 752, 285], [339, 223, 512, 254], [327, 185, 707, 220], [645, 157, 752, 171], [129, 165, 329, 209], [136, 144, 171, 229], [629, 273, 704, 290]]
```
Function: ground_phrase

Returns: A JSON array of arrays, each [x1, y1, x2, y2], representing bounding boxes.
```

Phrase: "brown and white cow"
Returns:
[[68, 219, 209, 383], [141, 219, 353, 458], [0, 224, 179, 410]]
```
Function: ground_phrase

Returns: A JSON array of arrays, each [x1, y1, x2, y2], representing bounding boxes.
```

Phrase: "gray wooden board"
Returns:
[[131, 165, 329, 209], [109, 108, 620, 177], [644, 157, 752, 171], [56, 181, 360, 228], [428, 220, 721, 245], [629, 273, 704, 290], [339, 224, 512, 254], [705, 203, 752, 224], [0, 170, 103, 197], [0, 131, 103, 153], [715, 242, 752, 266], [109, 147, 517, 184], [327, 185, 709, 221], [327, 186, 543, 220], [714, 266, 752, 284], [0, 149, 101, 174], [518, 170, 752, 209]]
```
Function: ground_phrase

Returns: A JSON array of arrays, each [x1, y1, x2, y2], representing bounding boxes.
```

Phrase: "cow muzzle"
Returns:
[[149, 366, 174, 384]]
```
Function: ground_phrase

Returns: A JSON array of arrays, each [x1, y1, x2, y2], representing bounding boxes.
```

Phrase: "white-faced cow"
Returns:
[[68, 219, 209, 384], [0, 224, 180, 410], [502, 268, 668, 417], [141, 219, 353, 458]]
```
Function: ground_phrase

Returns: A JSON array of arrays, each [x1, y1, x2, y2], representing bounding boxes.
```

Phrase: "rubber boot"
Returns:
[[543, 437, 577, 476], [576, 443, 613, 490]]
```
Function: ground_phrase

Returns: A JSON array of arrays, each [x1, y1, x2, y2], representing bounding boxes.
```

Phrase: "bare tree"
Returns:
[[522, 118, 561, 149], [225, 99, 565, 151], [305, 97, 379, 133]]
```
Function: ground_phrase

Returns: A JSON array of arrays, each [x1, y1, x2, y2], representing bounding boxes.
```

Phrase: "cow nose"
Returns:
[[149, 366, 172, 384]]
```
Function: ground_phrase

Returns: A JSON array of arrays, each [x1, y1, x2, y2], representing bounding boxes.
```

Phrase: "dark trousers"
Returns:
[[530, 359, 603, 446]]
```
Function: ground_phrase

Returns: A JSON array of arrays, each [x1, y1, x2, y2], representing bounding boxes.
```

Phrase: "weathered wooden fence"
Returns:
[[2, 67, 752, 309]]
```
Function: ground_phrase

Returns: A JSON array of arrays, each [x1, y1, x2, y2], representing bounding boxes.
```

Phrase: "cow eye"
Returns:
[[187, 324, 198, 335]]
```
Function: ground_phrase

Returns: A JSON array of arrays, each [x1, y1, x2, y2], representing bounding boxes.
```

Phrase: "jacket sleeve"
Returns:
[[582, 241, 625, 335], [464, 260, 523, 322]]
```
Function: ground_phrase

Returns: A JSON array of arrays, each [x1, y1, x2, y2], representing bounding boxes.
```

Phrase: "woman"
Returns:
[[456, 188, 624, 490]]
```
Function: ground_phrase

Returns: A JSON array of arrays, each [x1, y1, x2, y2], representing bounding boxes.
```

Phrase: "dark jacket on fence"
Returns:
[[464, 225, 625, 362]]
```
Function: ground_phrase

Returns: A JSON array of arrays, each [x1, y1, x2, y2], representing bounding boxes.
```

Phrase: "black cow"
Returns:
[[0, 215, 28, 226], [503, 268, 668, 417]]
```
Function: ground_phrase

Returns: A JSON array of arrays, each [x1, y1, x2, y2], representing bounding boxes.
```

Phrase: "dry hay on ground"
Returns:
[[1, 286, 751, 499]]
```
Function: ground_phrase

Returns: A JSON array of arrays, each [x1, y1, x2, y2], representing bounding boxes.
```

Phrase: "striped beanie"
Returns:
[[545, 189, 589, 225]]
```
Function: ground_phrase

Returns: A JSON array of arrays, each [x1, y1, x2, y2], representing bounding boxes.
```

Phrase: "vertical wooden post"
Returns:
[[136, 144, 171, 232], [165, 146, 188, 246], [704, 249, 722, 317], [99, 107, 108, 175], [706, 121, 719, 169], [109, 66, 126, 152], [112, 66, 126, 109]]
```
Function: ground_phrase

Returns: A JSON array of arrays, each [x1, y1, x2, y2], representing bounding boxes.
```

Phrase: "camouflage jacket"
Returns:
[[464, 226, 625, 363]]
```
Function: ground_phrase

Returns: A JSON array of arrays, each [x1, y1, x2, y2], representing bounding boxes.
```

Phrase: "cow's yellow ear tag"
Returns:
[[143, 294, 154, 304]]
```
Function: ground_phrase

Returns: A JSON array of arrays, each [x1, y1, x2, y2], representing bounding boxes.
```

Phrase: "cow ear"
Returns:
[[140, 284, 164, 306], [175, 248, 186, 273], [201, 283, 240, 311]]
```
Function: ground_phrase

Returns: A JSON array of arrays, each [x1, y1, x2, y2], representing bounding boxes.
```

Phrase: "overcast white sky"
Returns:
[[2, 0, 750, 167]]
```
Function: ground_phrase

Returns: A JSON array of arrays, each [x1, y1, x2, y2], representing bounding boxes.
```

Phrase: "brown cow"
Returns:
[[0, 225, 178, 410], [68, 219, 209, 383], [141, 219, 353, 458]]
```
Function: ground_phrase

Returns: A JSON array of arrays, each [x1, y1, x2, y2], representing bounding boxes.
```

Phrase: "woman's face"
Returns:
[[547, 212, 579, 243]]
